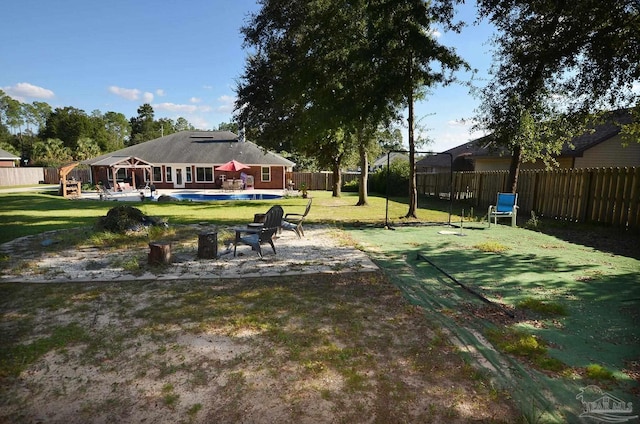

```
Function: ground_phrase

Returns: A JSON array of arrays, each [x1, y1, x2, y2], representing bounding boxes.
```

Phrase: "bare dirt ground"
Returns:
[[0, 226, 521, 423], [0, 225, 378, 283]]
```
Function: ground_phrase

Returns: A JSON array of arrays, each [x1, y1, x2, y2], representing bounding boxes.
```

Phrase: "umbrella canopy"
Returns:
[[215, 160, 250, 172]]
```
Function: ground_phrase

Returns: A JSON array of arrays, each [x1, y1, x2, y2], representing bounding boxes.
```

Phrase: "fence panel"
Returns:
[[415, 167, 639, 230], [0, 167, 45, 185], [0, 167, 92, 186]]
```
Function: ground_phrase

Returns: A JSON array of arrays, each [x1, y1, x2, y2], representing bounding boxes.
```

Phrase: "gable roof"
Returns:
[[416, 144, 471, 169], [83, 131, 295, 167], [419, 109, 635, 166], [0, 148, 20, 160], [372, 152, 409, 168], [472, 109, 634, 159]]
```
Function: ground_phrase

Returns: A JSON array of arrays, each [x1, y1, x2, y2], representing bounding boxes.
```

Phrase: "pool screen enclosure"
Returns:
[[384, 150, 453, 229]]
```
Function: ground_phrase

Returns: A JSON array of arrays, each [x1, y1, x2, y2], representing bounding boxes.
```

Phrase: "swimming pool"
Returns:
[[167, 193, 282, 201]]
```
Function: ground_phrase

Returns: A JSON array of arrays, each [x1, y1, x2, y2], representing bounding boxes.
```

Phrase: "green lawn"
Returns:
[[0, 189, 454, 244]]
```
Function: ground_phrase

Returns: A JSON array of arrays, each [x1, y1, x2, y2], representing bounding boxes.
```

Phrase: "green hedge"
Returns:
[[369, 160, 410, 196]]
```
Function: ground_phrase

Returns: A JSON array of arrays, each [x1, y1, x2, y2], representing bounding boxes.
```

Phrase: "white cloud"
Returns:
[[3, 82, 55, 101], [190, 116, 211, 130], [216, 95, 236, 113], [156, 89, 165, 96], [203, 85, 214, 90], [218, 94, 235, 103], [108, 86, 140, 101], [142, 92, 154, 103], [190, 97, 202, 103], [153, 102, 199, 113], [431, 29, 442, 38]]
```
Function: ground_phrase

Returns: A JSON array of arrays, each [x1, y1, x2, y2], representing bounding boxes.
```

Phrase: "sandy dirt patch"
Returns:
[[0, 225, 378, 283]]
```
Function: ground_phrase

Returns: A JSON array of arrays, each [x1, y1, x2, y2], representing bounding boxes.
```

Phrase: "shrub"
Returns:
[[524, 211, 542, 230], [369, 160, 410, 196], [342, 179, 359, 192]]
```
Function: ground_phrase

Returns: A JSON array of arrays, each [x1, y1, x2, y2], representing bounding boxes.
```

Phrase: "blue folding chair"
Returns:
[[488, 193, 518, 227]]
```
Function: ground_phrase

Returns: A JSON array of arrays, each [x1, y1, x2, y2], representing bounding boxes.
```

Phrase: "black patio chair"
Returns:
[[234, 205, 284, 258]]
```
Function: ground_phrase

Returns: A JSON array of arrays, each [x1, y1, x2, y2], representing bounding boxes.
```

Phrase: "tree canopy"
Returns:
[[475, 0, 640, 191], [0, 95, 197, 166], [236, 0, 466, 205]]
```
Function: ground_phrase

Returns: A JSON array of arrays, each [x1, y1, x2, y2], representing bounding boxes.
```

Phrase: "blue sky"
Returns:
[[1, 0, 495, 153]]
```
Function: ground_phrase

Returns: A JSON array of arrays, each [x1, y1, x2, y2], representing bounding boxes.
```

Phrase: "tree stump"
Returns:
[[253, 213, 266, 223], [148, 242, 171, 265], [198, 232, 218, 259]]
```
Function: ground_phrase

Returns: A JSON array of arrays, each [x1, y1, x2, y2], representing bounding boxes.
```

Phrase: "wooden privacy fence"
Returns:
[[287, 172, 359, 191], [291, 168, 639, 230], [448, 168, 639, 230], [0, 167, 91, 186]]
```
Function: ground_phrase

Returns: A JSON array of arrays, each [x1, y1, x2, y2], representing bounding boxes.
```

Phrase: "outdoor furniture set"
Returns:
[[234, 199, 312, 258], [222, 179, 244, 191]]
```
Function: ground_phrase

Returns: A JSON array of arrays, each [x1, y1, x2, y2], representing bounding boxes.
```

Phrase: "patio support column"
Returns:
[[111, 166, 117, 190]]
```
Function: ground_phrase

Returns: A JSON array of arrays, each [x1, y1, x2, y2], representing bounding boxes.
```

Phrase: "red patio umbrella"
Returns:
[[215, 160, 251, 187], [215, 159, 250, 172]]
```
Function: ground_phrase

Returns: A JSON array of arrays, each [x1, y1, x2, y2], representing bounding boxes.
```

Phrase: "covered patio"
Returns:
[[89, 156, 153, 190]]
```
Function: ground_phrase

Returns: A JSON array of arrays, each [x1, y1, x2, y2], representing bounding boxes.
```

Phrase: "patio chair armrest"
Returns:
[[284, 213, 304, 219]]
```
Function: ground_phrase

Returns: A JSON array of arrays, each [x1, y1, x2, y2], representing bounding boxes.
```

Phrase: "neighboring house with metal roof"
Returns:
[[0, 148, 20, 167], [417, 110, 640, 172], [82, 131, 295, 190]]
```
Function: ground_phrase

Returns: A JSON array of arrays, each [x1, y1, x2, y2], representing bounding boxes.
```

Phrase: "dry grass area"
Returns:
[[0, 273, 521, 423]]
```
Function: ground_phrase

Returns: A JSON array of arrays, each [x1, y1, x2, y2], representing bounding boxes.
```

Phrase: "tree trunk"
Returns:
[[332, 162, 342, 197], [405, 85, 418, 218], [356, 127, 369, 206], [506, 144, 522, 193]]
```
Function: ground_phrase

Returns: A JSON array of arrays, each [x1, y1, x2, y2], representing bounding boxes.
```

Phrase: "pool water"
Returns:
[[168, 193, 282, 201]]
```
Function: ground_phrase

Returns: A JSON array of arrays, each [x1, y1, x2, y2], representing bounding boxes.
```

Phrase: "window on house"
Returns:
[[166, 166, 173, 182], [185, 167, 192, 183], [261, 166, 271, 182], [107, 168, 127, 181], [196, 167, 214, 182], [152, 167, 162, 182]]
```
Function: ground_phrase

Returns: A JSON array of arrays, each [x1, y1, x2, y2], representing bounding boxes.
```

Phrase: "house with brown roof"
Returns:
[[417, 110, 640, 172], [83, 131, 295, 190]]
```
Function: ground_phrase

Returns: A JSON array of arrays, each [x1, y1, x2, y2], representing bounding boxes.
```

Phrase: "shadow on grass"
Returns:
[[350, 226, 640, 422], [530, 220, 640, 260]]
